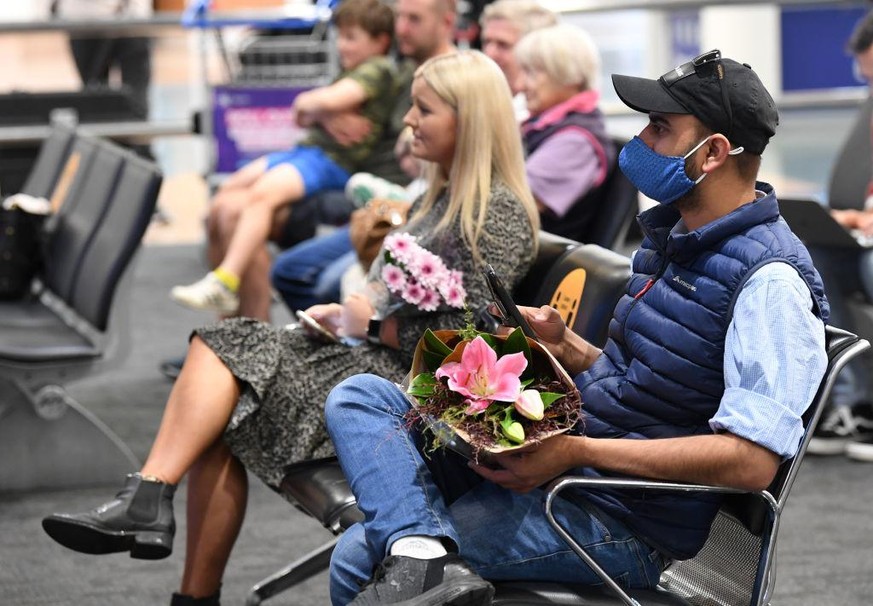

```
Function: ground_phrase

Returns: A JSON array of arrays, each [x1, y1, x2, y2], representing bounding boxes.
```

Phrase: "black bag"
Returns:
[[0, 206, 45, 300]]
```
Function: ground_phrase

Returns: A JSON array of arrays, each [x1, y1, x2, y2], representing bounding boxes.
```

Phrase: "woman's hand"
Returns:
[[305, 303, 344, 338], [341, 292, 376, 339], [856, 210, 873, 235], [831, 208, 864, 229]]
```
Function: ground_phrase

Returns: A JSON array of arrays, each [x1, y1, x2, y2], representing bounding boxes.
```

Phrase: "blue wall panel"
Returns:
[[781, 5, 867, 91]]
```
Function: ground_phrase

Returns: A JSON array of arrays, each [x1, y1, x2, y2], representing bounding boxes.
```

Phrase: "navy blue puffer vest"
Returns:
[[571, 183, 828, 559]]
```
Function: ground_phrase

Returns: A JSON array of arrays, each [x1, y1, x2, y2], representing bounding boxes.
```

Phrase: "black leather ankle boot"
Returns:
[[169, 588, 221, 606], [41, 473, 176, 559]]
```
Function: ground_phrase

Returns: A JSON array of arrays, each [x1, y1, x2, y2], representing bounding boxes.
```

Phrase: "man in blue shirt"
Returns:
[[322, 50, 830, 606]]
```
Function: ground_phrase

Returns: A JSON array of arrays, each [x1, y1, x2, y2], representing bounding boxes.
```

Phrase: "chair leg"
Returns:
[[246, 535, 339, 606], [0, 379, 140, 491]]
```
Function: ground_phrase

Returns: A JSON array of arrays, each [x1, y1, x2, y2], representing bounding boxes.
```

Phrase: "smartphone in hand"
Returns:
[[483, 265, 538, 341], [295, 310, 340, 344]]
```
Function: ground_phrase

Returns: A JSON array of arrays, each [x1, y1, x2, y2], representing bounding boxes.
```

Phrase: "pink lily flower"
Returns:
[[436, 336, 527, 413], [464, 399, 491, 415]]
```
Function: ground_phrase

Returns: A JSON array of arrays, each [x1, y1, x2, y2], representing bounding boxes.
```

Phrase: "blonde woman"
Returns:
[[41, 51, 539, 606], [515, 23, 616, 241]]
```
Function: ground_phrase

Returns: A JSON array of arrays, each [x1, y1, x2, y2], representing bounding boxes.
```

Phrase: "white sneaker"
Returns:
[[345, 173, 409, 207], [808, 403, 873, 456], [171, 273, 239, 314], [846, 435, 873, 462]]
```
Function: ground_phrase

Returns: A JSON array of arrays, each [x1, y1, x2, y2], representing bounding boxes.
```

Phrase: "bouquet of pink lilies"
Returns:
[[404, 324, 581, 459]]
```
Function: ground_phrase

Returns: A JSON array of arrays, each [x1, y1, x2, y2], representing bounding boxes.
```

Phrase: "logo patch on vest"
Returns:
[[672, 274, 697, 292]]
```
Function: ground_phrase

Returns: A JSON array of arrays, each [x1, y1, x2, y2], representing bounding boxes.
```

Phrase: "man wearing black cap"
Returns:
[[321, 50, 830, 606]]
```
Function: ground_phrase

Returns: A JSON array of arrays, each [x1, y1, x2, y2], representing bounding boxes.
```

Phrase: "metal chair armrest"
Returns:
[[542, 476, 777, 606]]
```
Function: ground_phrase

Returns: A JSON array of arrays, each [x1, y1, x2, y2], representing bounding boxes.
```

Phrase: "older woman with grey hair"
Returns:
[[514, 23, 616, 241]]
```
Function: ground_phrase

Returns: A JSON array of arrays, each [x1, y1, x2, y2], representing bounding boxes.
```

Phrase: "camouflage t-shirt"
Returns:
[[356, 58, 416, 184], [299, 55, 399, 173]]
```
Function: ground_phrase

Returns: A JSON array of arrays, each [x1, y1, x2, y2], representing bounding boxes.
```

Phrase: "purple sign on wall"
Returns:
[[211, 85, 312, 173]]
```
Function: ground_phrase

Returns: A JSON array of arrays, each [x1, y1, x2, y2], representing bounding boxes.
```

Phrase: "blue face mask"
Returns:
[[618, 135, 710, 205]]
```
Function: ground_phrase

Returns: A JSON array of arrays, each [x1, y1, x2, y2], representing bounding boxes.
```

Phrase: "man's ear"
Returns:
[[443, 2, 457, 33], [700, 134, 732, 173]]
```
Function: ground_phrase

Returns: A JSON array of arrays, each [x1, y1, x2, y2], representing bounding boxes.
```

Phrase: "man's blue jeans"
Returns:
[[324, 374, 666, 606], [270, 226, 356, 312]]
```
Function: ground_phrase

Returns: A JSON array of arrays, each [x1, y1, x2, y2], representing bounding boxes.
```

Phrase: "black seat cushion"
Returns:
[[280, 457, 363, 531], [0, 307, 99, 362], [0, 299, 61, 328]]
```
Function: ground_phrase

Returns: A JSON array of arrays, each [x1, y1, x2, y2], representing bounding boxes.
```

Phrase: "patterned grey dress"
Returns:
[[194, 182, 536, 492]]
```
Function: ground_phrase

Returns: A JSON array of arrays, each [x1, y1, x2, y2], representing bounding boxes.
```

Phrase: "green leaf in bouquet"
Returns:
[[422, 349, 449, 372], [407, 372, 438, 399], [423, 328, 454, 356], [539, 392, 565, 408], [457, 310, 482, 341], [503, 327, 534, 379], [421, 329, 454, 371]]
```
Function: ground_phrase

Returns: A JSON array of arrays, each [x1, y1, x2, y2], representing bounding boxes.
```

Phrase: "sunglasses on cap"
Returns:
[[660, 49, 733, 141]]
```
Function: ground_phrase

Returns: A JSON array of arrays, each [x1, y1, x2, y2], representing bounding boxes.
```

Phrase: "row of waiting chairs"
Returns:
[[0, 126, 163, 492]]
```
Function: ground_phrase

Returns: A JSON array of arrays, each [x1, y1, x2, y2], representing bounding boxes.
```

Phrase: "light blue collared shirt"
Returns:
[[711, 261, 827, 458]]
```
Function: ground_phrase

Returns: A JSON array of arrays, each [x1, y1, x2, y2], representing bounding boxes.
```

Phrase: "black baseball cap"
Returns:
[[611, 49, 779, 155]]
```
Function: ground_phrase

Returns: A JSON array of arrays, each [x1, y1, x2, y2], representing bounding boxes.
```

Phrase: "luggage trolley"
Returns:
[[182, 0, 340, 178]]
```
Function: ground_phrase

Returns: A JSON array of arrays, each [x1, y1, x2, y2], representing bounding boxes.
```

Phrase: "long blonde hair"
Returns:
[[408, 50, 539, 261]]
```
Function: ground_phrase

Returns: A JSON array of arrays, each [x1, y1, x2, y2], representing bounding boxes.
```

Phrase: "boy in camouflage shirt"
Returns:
[[171, 0, 400, 316]]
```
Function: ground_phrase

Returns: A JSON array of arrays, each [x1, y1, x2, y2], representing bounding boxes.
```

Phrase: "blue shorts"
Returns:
[[264, 145, 351, 196]]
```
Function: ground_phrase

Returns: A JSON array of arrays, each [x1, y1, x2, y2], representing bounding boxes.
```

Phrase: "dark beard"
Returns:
[[672, 156, 704, 213], [672, 186, 702, 214]]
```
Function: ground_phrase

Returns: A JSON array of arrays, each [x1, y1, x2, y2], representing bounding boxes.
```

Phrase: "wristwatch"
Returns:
[[367, 317, 383, 345]]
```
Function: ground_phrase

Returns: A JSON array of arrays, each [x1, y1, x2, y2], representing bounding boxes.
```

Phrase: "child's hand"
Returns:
[[322, 113, 372, 146], [291, 94, 315, 127]]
